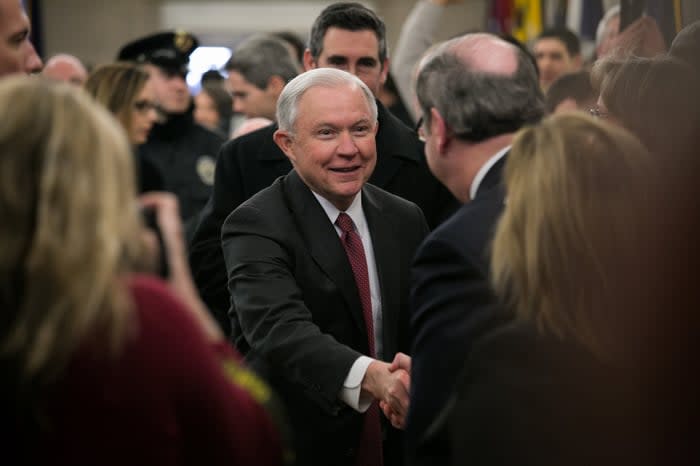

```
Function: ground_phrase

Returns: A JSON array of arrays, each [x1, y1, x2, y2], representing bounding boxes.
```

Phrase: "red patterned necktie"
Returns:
[[335, 212, 383, 466]]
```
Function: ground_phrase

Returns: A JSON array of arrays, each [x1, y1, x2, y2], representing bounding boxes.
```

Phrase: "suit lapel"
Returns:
[[283, 171, 368, 338], [363, 188, 400, 361]]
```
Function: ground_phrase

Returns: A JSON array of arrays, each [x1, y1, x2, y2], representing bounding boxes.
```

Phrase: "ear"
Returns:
[[379, 57, 390, 86], [430, 107, 451, 154], [266, 75, 286, 96], [303, 49, 316, 71], [273, 129, 296, 164]]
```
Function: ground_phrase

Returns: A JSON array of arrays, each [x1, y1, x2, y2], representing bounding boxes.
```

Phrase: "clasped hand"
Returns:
[[362, 353, 412, 429]]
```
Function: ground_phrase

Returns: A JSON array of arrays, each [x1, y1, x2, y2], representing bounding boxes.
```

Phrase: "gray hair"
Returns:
[[225, 34, 301, 89], [276, 68, 377, 133], [415, 35, 544, 142]]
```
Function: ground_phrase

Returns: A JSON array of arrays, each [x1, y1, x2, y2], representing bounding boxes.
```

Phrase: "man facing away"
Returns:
[[393, 33, 545, 465], [42, 54, 87, 86], [222, 68, 428, 466], [189, 2, 458, 335]]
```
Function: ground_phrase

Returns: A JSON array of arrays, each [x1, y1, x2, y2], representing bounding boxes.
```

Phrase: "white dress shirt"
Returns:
[[312, 191, 381, 413], [469, 145, 510, 200]]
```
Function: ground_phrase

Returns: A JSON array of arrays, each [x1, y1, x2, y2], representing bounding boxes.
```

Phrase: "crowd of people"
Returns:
[[1, 0, 698, 465]]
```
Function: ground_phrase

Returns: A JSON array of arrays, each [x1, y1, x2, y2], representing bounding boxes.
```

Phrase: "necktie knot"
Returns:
[[335, 212, 355, 234]]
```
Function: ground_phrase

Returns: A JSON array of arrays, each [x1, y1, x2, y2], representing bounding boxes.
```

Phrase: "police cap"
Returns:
[[117, 31, 199, 77]]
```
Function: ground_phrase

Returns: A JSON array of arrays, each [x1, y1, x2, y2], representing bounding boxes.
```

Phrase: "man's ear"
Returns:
[[379, 57, 390, 86], [303, 49, 316, 71], [266, 75, 286, 96], [273, 129, 296, 164], [430, 107, 450, 154]]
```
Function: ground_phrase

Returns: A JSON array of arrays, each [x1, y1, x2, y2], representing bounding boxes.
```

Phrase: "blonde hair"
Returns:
[[84, 62, 150, 139], [0, 77, 144, 387], [491, 113, 656, 360]]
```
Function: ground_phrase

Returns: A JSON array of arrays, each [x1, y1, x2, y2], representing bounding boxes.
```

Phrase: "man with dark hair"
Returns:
[[118, 31, 224, 223], [533, 27, 582, 91], [225, 34, 300, 121], [0, 0, 42, 76], [189, 2, 458, 335], [545, 70, 596, 114], [394, 33, 545, 465]]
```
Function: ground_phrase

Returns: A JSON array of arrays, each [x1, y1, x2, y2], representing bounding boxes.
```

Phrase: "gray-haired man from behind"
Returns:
[[389, 33, 545, 465]]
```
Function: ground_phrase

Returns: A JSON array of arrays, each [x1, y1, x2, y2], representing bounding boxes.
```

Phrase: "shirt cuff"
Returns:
[[338, 356, 374, 413]]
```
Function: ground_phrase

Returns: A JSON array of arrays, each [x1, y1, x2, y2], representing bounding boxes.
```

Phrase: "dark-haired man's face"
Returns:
[[0, 0, 42, 76], [303, 27, 388, 96], [534, 38, 580, 91]]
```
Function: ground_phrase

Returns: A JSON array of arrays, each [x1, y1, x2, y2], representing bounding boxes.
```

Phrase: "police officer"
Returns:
[[118, 31, 224, 224]]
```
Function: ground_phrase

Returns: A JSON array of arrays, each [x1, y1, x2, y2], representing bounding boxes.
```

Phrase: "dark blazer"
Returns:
[[221, 170, 429, 466], [447, 320, 647, 466], [189, 101, 457, 334], [406, 156, 509, 465]]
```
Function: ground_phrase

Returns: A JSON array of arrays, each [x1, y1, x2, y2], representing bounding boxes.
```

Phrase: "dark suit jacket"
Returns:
[[190, 101, 457, 334], [221, 170, 429, 466], [447, 320, 647, 466], [406, 156, 509, 465]]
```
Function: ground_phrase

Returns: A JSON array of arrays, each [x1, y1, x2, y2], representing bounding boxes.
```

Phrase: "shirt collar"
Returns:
[[469, 145, 510, 200], [312, 191, 365, 231]]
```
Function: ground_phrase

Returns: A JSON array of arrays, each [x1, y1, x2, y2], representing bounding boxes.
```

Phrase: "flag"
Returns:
[[512, 0, 543, 42]]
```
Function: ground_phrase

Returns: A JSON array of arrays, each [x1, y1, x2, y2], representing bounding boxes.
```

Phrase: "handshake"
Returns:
[[361, 353, 412, 429]]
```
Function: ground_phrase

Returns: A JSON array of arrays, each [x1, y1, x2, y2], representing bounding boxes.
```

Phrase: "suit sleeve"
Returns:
[[222, 204, 363, 415], [189, 139, 245, 334], [406, 232, 501, 448]]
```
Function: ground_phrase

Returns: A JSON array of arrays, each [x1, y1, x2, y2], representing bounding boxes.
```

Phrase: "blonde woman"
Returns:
[[447, 113, 658, 466], [84, 62, 163, 192], [0, 77, 289, 465]]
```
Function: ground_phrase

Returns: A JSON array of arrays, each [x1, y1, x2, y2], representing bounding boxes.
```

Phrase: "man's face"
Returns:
[[274, 84, 378, 211], [0, 0, 42, 76], [305, 27, 388, 96], [534, 38, 578, 91], [143, 64, 191, 114], [227, 70, 278, 120]]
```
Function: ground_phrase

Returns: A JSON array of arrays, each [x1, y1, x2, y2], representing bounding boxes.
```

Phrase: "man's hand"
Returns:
[[362, 360, 411, 429], [379, 352, 412, 428]]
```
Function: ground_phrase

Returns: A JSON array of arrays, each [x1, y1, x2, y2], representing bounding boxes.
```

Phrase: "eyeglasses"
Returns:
[[133, 99, 159, 113], [414, 116, 425, 142], [588, 106, 609, 119]]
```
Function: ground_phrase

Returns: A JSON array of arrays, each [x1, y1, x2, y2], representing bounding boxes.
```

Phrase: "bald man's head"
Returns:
[[447, 33, 519, 76], [42, 54, 87, 86], [415, 32, 543, 143]]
